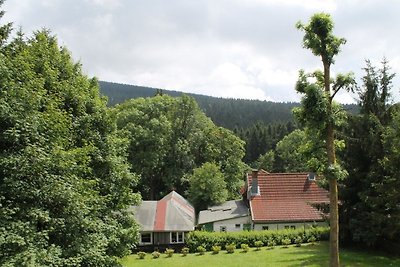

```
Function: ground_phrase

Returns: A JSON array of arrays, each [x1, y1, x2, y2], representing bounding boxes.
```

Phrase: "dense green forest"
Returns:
[[99, 81, 357, 164], [99, 81, 298, 129]]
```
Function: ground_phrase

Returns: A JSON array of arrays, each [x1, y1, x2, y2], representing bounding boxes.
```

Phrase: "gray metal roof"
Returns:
[[130, 191, 195, 232], [129, 201, 157, 231], [198, 200, 250, 225]]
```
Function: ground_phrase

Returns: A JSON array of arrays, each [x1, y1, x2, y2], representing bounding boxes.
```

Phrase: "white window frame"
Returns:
[[170, 232, 184, 244], [140, 232, 152, 245]]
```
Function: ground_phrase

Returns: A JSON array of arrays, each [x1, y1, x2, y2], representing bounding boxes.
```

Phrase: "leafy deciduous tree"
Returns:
[[0, 28, 140, 266], [296, 13, 355, 267], [187, 162, 228, 212], [113, 94, 246, 201]]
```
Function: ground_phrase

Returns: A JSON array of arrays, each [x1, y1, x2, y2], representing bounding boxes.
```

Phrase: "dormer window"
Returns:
[[308, 173, 316, 181]]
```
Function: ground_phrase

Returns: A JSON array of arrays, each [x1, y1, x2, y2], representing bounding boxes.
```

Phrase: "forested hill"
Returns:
[[99, 81, 299, 129]]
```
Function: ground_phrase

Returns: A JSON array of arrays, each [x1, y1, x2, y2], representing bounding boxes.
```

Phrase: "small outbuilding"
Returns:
[[129, 191, 195, 250], [198, 200, 251, 232]]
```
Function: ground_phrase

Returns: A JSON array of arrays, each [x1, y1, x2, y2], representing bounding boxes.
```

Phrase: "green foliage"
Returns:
[[99, 81, 298, 129], [281, 238, 291, 248], [225, 243, 236, 253], [152, 251, 161, 259], [113, 94, 246, 201], [341, 59, 400, 254], [254, 240, 263, 250], [181, 247, 189, 256], [196, 246, 206, 255], [211, 245, 221, 254], [237, 121, 296, 165], [187, 162, 228, 211], [275, 129, 308, 172], [165, 249, 174, 257], [296, 13, 353, 266], [185, 227, 329, 252], [0, 28, 139, 266], [256, 150, 275, 171], [137, 252, 146, 259], [0, 0, 12, 47], [240, 244, 249, 253], [267, 239, 277, 249], [295, 236, 303, 247], [296, 13, 346, 65]]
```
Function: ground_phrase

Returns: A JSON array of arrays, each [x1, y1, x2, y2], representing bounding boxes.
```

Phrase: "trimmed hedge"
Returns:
[[185, 227, 329, 252]]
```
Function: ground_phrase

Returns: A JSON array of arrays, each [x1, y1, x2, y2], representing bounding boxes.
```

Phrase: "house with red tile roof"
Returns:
[[246, 169, 329, 230], [129, 191, 195, 249]]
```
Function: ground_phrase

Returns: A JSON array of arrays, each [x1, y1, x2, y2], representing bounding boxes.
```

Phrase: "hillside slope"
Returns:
[[99, 81, 297, 129]]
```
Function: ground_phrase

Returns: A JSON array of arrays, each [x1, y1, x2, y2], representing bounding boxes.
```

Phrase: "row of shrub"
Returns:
[[185, 226, 329, 252]]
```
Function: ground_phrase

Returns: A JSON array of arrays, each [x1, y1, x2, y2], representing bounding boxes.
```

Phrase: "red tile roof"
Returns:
[[248, 171, 329, 223]]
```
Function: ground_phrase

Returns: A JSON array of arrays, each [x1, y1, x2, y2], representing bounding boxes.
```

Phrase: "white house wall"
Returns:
[[212, 216, 252, 232], [253, 221, 328, 231]]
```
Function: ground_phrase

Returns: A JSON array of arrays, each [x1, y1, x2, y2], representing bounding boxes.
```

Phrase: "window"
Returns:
[[220, 226, 227, 232], [291, 225, 296, 229], [262, 226, 269, 230], [170, 232, 184, 243], [235, 224, 241, 229], [140, 232, 152, 244], [284, 225, 290, 229]]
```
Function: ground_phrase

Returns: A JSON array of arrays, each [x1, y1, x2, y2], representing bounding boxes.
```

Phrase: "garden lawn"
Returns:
[[121, 242, 400, 267]]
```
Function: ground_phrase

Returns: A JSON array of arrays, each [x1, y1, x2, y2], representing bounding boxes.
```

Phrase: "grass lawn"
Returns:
[[120, 242, 400, 267]]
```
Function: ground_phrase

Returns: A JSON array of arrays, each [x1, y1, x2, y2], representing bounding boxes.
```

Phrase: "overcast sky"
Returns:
[[3, 0, 400, 103]]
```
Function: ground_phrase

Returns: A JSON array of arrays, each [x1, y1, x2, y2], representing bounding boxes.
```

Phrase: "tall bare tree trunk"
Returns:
[[324, 61, 340, 267]]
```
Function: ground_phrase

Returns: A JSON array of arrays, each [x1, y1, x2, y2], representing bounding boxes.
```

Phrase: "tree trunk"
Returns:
[[324, 60, 340, 267], [329, 174, 340, 267]]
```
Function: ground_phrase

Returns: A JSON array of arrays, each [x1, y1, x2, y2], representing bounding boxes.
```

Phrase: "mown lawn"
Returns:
[[121, 242, 400, 267]]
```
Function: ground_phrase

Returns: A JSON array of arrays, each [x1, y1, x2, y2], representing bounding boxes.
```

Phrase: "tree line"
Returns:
[[99, 81, 358, 166]]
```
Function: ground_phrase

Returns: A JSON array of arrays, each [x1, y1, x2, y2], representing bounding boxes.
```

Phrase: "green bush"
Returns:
[[241, 244, 249, 253], [267, 239, 276, 249], [185, 226, 329, 252], [281, 238, 291, 248], [137, 251, 146, 259], [295, 236, 302, 247], [181, 247, 189, 256], [254, 240, 264, 250], [197, 245, 206, 255], [226, 243, 236, 253], [165, 248, 174, 257], [212, 245, 221, 254], [152, 251, 161, 259]]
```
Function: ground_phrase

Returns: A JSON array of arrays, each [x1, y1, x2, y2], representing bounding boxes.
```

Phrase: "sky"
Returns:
[[3, 0, 400, 103]]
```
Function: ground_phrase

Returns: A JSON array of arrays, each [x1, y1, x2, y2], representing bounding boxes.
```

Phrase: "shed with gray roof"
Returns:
[[129, 191, 195, 248], [198, 200, 251, 232]]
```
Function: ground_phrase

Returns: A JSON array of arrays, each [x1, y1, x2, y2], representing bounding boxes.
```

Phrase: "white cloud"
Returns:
[[238, 0, 337, 11], [3, 0, 400, 103]]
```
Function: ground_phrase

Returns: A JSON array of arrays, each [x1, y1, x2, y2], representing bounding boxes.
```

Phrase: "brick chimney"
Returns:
[[251, 169, 259, 195]]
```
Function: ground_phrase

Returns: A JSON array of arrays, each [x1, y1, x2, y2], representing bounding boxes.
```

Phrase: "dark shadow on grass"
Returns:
[[275, 242, 329, 267]]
